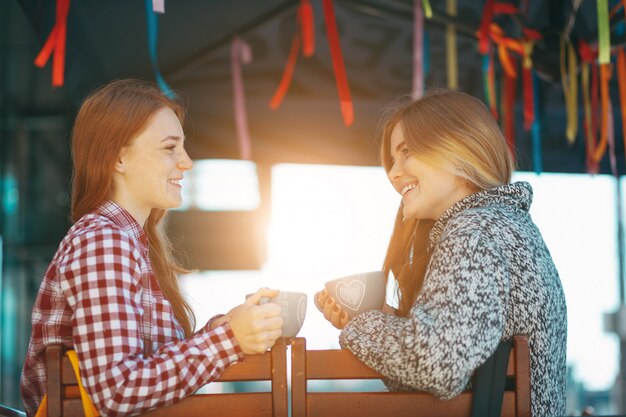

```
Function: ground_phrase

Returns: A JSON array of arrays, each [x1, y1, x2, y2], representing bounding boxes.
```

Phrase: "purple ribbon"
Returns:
[[412, 0, 424, 101], [152, 0, 164, 14], [231, 37, 253, 160]]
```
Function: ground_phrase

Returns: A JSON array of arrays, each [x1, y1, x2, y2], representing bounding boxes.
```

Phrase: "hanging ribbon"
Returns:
[[152, 0, 165, 13], [446, 0, 458, 90], [322, 0, 354, 126], [144, 0, 174, 98], [478, 0, 496, 54], [522, 41, 535, 131], [610, 1, 625, 19], [618, 50, 626, 162], [488, 45, 499, 119], [591, 64, 613, 164], [559, 37, 578, 144], [269, 0, 314, 109], [421, 0, 433, 19], [608, 99, 617, 176], [531, 71, 543, 173], [231, 37, 253, 160], [34, 0, 70, 87], [412, 0, 425, 100], [581, 60, 598, 173], [502, 58, 517, 154], [579, 37, 611, 172], [597, 0, 611, 65], [269, 36, 301, 109], [300, 0, 315, 57]]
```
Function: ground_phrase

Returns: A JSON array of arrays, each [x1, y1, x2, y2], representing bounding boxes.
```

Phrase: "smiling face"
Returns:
[[387, 123, 474, 221], [112, 106, 192, 225]]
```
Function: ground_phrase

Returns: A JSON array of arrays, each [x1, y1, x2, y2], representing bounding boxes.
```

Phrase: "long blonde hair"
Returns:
[[71, 79, 195, 337], [380, 90, 515, 316]]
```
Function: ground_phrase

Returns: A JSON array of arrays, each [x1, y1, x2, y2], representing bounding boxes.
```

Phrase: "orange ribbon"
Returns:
[[322, 0, 354, 126], [34, 0, 70, 87], [579, 40, 613, 165], [485, 24, 537, 132], [590, 63, 612, 164]]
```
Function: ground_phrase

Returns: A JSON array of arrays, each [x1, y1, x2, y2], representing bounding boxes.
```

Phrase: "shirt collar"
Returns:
[[95, 200, 149, 249], [428, 181, 533, 250]]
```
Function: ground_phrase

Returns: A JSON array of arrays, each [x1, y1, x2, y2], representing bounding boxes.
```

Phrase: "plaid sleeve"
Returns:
[[58, 226, 243, 417]]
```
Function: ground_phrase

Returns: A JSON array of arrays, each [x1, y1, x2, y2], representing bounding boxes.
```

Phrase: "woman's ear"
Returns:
[[114, 147, 128, 174]]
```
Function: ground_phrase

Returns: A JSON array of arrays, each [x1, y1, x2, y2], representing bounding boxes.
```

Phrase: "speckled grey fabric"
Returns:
[[339, 181, 567, 417]]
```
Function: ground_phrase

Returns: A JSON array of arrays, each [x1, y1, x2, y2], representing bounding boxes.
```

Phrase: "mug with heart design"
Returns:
[[322, 271, 386, 321]]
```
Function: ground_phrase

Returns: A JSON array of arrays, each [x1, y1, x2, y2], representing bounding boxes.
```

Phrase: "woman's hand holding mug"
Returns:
[[315, 290, 350, 329], [226, 288, 284, 354]]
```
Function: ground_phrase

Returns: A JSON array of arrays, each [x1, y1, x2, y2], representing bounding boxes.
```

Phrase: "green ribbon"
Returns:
[[422, 0, 432, 19], [597, 0, 610, 64]]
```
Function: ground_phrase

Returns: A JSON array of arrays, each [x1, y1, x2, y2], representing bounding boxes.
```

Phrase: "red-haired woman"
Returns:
[[20, 79, 283, 417]]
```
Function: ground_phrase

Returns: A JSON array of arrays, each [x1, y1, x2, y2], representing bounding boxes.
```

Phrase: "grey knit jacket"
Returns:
[[339, 181, 567, 417]]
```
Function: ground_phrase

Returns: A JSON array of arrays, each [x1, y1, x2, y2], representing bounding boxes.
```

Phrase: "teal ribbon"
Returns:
[[482, 54, 490, 107], [145, 0, 175, 98], [531, 71, 542, 173], [424, 31, 430, 76]]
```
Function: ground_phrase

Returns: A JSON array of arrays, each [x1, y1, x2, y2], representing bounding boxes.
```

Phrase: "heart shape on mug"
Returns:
[[335, 280, 366, 311]]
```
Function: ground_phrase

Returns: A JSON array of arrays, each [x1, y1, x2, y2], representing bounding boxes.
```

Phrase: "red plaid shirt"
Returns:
[[20, 201, 243, 417]]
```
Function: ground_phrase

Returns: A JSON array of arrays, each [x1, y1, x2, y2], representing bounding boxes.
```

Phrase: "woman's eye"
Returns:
[[401, 147, 410, 156]]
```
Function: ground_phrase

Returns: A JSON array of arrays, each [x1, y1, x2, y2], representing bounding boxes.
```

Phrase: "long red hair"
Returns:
[[71, 79, 195, 337]]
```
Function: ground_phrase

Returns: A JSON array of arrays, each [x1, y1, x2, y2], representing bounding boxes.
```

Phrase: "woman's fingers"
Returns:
[[330, 307, 349, 329], [315, 290, 328, 312], [246, 287, 279, 305], [323, 295, 336, 321]]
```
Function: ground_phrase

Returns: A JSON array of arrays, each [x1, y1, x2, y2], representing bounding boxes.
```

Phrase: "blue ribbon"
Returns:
[[531, 71, 542, 173], [482, 54, 490, 106], [145, 0, 175, 98]]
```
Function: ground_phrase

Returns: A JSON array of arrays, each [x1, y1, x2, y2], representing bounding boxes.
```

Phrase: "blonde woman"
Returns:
[[317, 90, 567, 417], [21, 79, 283, 417]]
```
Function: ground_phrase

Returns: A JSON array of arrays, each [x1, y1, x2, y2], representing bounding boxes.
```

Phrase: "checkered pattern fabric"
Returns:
[[21, 201, 243, 417]]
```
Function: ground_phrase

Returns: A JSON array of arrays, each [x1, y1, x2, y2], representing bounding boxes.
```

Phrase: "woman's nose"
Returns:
[[388, 161, 403, 182], [178, 150, 193, 171]]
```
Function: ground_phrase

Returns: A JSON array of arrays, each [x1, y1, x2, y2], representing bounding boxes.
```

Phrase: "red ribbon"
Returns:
[[299, 0, 315, 57], [269, 0, 314, 109], [478, 0, 496, 54], [322, 0, 354, 126], [522, 66, 534, 131], [269, 35, 301, 110], [493, 3, 518, 15], [34, 0, 70, 87]]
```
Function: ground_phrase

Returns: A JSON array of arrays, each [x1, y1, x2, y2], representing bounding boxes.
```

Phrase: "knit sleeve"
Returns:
[[339, 226, 509, 399]]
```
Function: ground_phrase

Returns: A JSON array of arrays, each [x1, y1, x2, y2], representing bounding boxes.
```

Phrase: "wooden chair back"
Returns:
[[45, 338, 289, 417], [290, 335, 531, 417]]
